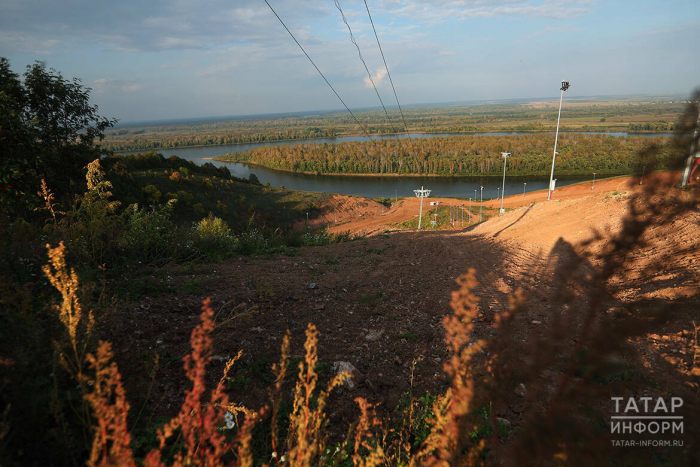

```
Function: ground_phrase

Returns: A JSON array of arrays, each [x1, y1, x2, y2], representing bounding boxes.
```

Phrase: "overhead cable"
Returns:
[[363, 0, 412, 139], [263, 0, 373, 141], [334, 0, 400, 139]]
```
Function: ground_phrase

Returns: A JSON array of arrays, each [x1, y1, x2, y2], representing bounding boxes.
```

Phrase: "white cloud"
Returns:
[[380, 0, 594, 21], [123, 84, 144, 92], [92, 78, 144, 94], [364, 68, 387, 88]]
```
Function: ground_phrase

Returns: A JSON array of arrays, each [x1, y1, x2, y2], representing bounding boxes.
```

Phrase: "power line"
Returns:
[[363, 0, 411, 139], [263, 0, 373, 141], [334, 0, 400, 139]]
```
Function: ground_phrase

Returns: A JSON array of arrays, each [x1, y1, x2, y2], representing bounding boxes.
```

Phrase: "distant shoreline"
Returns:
[[106, 129, 671, 154], [207, 158, 626, 179]]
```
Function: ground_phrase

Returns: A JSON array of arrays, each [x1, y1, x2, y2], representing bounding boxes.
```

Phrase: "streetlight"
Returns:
[[461, 204, 464, 226], [480, 186, 484, 222], [548, 80, 570, 201], [468, 198, 472, 223], [591, 172, 596, 190], [496, 187, 500, 201], [640, 165, 646, 185], [500, 152, 510, 213], [523, 182, 527, 196]]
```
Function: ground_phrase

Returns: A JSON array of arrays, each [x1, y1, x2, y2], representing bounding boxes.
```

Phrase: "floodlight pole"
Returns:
[[548, 80, 570, 201], [500, 152, 510, 213], [680, 105, 700, 187], [413, 186, 431, 230], [480, 186, 484, 222], [591, 173, 596, 190]]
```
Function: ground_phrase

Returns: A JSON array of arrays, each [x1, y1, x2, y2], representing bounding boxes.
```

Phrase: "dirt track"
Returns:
[[306, 172, 679, 237]]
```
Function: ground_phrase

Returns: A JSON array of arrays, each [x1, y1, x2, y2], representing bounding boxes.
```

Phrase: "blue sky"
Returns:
[[1, 0, 698, 122]]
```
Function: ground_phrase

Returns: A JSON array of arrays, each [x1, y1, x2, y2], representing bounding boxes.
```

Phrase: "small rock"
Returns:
[[531, 320, 541, 325], [332, 361, 360, 390], [511, 403, 526, 413], [365, 329, 384, 342], [515, 383, 526, 397], [496, 417, 511, 428]]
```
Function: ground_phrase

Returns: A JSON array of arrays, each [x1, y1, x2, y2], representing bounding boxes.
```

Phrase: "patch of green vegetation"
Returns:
[[394, 333, 418, 341], [183, 280, 203, 295], [358, 290, 387, 303]]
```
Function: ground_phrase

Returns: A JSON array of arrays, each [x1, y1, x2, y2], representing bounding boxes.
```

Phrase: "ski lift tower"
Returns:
[[414, 186, 431, 230]]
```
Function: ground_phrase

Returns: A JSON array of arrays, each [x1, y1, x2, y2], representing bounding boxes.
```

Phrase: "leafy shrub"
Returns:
[[142, 184, 162, 204], [192, 203, 206, 216], [192, 214, 236, 262], [119, 200, 181, 265]]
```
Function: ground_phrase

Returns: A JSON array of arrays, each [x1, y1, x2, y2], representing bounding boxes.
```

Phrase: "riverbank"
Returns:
[[208, 158, 628, 179], [106, 129, 673, 154]]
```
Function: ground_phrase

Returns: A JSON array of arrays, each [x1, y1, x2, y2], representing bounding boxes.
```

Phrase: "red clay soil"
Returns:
[[310, 172, 680, 237], [103, 171, 700, 454]]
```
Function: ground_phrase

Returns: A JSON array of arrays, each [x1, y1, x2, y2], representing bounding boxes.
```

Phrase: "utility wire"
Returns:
[[363, 0, 412, 139], [263, 0, 373, 141], [334, 0, 400, 139]]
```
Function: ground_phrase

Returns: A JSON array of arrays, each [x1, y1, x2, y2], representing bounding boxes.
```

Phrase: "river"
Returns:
[[122, 132, 667, 199]]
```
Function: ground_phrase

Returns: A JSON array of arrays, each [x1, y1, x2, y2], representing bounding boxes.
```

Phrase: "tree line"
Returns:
[[215, 133, 676, 176]]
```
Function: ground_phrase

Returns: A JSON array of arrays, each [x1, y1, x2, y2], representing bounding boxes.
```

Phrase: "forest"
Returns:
[[214, 133, 676, 177], [100, 99, 687, 152]]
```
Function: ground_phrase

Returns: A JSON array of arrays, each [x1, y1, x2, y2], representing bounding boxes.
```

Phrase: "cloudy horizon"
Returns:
[[2, 0, 698, 122]]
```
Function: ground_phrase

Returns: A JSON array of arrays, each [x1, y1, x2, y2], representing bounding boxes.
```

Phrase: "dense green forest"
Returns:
[[214, 133, 675, 176], [100, 99, 687, 152]]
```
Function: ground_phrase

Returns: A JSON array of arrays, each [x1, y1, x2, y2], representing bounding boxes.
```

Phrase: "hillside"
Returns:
[[99, 171, 700, 463]]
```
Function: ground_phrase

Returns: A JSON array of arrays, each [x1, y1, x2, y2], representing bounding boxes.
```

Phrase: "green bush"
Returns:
[[192, 214, 237, 262], [119, 200, 181, 265]]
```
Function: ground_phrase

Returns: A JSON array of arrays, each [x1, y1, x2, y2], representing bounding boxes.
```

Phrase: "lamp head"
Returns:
[[561, 81, 570, 91]]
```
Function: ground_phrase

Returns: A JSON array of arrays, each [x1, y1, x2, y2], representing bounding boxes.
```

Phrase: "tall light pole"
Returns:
[[548, 80, 570, 201], [500, 152, 510, 213], [591, 172, 596, 190], [479, 186, 484, 222], [413, 186, 431, 230], [523, 182, 527, 196]]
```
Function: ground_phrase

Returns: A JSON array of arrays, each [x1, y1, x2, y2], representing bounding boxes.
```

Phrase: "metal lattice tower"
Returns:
[[413, 186, 431, 230]]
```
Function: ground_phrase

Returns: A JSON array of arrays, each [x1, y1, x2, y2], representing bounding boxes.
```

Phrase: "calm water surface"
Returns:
[[124, 132, 664, 198]]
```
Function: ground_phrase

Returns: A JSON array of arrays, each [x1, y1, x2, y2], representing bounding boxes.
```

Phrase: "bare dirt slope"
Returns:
[[106, 172, 700, 443]]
